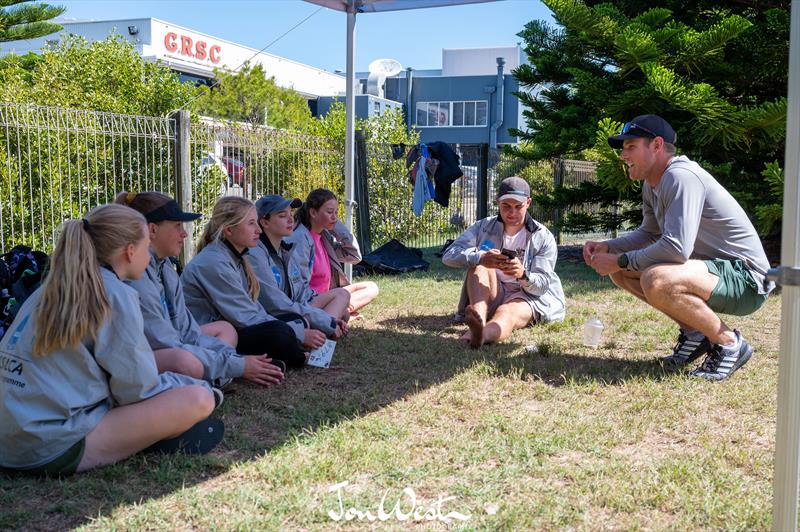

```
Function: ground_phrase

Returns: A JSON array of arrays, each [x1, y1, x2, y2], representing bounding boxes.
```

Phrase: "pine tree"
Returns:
[[0, 1, 64, 42], [512, 0, 789, 235]]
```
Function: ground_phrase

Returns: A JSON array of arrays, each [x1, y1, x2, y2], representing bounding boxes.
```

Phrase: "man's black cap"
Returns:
[[608, 114, 677, 149]]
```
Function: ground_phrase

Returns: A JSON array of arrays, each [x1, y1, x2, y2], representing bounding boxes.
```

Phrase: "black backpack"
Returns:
[[0, 245, 49, 341]]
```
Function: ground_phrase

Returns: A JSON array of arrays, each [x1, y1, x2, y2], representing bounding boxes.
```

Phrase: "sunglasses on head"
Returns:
[[621, 122, 658, 138]]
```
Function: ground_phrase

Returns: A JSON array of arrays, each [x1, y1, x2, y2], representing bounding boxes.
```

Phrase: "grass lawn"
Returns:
[[1, 248, 781, 530]]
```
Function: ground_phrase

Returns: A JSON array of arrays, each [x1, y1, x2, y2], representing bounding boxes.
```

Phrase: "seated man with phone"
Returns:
[[442, 177, 566, 347]]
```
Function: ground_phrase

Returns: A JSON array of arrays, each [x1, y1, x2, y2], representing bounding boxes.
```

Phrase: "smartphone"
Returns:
[[500, 248, 517, 259]]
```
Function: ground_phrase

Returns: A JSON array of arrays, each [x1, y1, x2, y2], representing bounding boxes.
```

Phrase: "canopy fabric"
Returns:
[[304, 0, 500, 13]]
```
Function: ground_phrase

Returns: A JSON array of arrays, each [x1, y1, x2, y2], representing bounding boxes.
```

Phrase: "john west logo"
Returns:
[[164, 32, 221, 64]]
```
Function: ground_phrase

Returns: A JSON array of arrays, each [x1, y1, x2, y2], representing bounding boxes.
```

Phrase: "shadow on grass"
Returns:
[[491, 346, 680, 387], [0, 248, 650, 530], [379, 314, 681, 387], [0, 323, 518, 530]]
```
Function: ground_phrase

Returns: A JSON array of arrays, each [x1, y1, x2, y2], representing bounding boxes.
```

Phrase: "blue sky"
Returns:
[[55, 0, 552, 72]]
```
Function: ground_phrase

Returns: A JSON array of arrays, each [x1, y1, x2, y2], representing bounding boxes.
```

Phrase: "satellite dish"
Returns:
[[368, 58, 403, 77], [367, 59, 402, 98]]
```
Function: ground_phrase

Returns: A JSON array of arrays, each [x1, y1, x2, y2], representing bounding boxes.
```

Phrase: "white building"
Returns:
[[0, 17, 346, 98]]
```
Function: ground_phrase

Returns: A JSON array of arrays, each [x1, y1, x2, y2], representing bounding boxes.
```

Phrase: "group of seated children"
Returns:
[[0, 188, 378, 476]]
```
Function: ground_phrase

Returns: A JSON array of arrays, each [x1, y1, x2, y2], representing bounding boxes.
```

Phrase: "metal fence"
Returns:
[[0, 101, 600, 256], [0, 102, 175, 252]]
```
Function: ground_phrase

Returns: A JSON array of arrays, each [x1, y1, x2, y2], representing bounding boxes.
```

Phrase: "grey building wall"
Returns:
[[385, 73, 519, 145], [315, 94, 403, 120]]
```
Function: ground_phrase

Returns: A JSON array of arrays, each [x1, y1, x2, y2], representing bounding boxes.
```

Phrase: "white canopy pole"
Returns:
[[771, 0, 800, 528], [343, 6, 356, 280]]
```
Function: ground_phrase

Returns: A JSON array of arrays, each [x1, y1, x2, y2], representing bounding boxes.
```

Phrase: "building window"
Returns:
[[373, 101, 381, 115], [415, 101, 488, 127]]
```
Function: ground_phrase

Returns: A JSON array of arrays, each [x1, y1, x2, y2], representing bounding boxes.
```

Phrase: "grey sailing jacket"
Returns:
[[0, 268, 207, 469], [181, 239, 305, 341], [248, 235, 338, 336], [442, 214, 566, 323], [287, 221, 361, 290], [126, 253, 246, 381]]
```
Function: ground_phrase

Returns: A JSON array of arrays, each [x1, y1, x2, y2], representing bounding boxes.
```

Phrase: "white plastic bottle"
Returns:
[[583, 317, 604, 348]]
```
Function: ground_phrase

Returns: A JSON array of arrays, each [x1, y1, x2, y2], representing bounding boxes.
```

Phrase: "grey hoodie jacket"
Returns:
[[248, 235, 338, 336], [442, 214, 566, 323], [181, 239, 305, 341], [0, 268, 207, 469], [288, 221, 361, 290], [126, 253, 246, 381]]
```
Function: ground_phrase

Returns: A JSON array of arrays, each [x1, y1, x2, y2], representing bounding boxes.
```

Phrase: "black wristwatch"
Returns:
[[617, 253, 629, 269]]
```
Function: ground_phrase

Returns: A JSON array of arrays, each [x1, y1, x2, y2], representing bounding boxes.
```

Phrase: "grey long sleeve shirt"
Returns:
[[287, 221, 362, 290], [0, 268, 207, 469], [181, 239, 305, 341], [606, 156, 772, 293], [126, 253, 246, 381], [248, 236, 338, 336]]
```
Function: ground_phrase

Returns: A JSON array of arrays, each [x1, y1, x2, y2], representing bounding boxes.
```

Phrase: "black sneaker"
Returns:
[[690, 330, 753, 381], [662, 331, 710, 366], [213, 377, 234, 390]]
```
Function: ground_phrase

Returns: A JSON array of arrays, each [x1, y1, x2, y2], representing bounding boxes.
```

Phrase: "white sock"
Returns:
[[721, 331, 741, 351]]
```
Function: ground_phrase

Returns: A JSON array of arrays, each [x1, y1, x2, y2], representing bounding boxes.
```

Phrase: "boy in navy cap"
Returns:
[[585, 115, 773, 380]]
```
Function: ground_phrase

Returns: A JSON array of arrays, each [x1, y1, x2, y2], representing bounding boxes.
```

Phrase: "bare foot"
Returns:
[[464, 305, 484, 348]]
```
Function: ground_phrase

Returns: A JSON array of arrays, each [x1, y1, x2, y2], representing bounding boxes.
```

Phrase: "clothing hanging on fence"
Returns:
[[391, 144, 406, 160], [405, 142, 463, 209], [412, 144, 436, 216]]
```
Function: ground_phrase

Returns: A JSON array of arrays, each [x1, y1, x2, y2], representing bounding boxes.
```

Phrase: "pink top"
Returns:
[[309, 230, 332, 294]]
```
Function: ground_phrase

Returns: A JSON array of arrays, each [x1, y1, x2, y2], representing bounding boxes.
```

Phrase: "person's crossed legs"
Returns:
[[460, 265, 533, 348]]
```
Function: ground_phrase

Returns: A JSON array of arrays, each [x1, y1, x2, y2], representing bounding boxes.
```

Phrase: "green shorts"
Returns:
[[704, 259, 768, 316], [1, 438, 85, 477]]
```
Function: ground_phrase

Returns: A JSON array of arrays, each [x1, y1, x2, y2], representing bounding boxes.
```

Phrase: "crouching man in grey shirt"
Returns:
[[585, 115, 773, 381]]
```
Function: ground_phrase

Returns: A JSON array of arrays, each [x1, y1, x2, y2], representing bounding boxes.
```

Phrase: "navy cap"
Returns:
[[496, 176, 530, 202], [256, 194, 302, 218], [608, 114, 677, 149], [144, 199, 201, 223]]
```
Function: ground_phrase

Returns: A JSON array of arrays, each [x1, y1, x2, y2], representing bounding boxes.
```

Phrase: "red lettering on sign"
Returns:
[[164, 32, 177, 52], [180, 36, 193, 57], [164, 31, 220, 63]]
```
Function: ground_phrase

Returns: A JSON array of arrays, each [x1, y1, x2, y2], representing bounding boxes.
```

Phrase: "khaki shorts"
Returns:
[[488, 279, 538, 325]]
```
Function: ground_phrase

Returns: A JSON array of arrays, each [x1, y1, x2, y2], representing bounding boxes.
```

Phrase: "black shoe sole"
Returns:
[[144, 418, 225, 455]]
